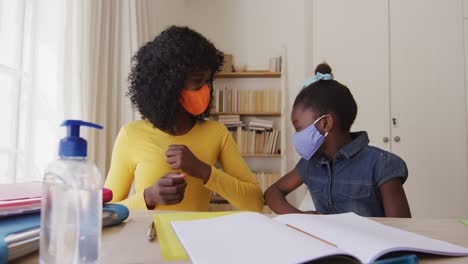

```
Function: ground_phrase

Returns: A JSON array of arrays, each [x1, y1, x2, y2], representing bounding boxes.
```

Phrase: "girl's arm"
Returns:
[[265, 168, 312, 214], [380, 178, 411, 217]]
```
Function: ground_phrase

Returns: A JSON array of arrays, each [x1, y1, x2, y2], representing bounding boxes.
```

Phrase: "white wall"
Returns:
[[307, 0, 391, 151], [306, 0, 468, 218], [146, 0, 309, 206], [146, 0, 188, 36]]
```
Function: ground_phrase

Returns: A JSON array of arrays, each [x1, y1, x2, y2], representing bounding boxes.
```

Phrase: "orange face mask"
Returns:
[[179, 84, 211, 115]]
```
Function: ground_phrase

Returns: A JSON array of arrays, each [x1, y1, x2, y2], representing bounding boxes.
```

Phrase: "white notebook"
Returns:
[[171, 212, 468, 264]]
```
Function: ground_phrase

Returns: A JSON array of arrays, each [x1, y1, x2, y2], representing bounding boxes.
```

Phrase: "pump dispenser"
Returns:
[[40, 120, 103, 264]]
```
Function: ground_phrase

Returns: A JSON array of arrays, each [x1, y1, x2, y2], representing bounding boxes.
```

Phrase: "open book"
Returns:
[[171, 212, 468, 264]]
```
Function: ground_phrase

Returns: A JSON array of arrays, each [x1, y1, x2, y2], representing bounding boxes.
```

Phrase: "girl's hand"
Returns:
[[143, 173, 186, 209], [165, 145, 211, 183]]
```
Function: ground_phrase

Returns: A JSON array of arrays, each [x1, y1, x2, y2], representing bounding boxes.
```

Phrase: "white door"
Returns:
[[390, 0, 468, 218], [310, 0, 391, 150]]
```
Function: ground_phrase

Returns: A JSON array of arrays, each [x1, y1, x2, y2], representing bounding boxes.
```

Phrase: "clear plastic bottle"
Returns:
[[40, 120, 103, 264]]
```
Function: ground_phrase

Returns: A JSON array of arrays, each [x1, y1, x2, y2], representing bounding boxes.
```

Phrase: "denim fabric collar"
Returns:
[[311, 131, 369, 164], [338, 131, 369, 159]]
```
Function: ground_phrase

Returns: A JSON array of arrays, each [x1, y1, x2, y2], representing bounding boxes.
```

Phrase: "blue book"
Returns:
[[0, 213, 40, 264]]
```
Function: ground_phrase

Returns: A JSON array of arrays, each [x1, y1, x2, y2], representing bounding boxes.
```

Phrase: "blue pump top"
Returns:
[[58, 120, 103, 158]]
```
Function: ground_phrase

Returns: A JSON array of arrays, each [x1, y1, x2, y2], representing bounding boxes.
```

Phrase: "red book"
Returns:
[[0, 182, 42, 217]]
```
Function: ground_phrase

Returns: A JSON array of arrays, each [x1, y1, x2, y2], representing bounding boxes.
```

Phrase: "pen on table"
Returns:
[[147, 222, 156, 241]]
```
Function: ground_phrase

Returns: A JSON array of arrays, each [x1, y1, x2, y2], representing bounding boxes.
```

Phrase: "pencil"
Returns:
[[286, 224, 337, 247], [147, 222, 156, 241]]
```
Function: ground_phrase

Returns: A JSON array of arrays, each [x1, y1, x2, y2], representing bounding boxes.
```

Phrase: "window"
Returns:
[[0, 0, 34, 183]]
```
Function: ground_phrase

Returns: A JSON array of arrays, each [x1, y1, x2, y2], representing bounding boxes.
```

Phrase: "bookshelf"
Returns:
[[209, 51, 287, 213], [215, 71, 281, 78], [211, 112, 281, 116]]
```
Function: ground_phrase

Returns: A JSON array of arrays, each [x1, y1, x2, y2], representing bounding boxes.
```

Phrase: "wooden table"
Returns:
[[13, 210, 468, 264]]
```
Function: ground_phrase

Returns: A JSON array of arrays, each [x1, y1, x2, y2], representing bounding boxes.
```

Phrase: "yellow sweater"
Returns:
[[104, 120, 264, 212]]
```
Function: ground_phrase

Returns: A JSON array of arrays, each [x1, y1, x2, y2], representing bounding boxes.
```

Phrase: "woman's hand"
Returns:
[[143, 173, 187, 209], [165, 144, 211, 183]]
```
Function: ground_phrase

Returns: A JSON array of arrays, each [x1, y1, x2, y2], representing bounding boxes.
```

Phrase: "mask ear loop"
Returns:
[[313, 115, 329, 137], [312, 114, 327, 125]]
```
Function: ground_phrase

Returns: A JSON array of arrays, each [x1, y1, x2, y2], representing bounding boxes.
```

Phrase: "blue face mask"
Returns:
[[293, 115, 328, 160]]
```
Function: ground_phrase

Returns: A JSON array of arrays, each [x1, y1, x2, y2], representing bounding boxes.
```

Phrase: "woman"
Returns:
[[104, 26, 264, 212]]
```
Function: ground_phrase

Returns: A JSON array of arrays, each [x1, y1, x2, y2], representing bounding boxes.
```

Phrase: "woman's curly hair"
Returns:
[[128, 26, 224, 132]]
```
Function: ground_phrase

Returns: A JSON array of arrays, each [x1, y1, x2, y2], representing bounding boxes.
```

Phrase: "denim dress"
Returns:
[[296, 132, 408, 217]]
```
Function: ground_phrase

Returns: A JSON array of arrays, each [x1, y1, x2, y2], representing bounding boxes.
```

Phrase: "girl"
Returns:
[[265, 63, 411, 217]]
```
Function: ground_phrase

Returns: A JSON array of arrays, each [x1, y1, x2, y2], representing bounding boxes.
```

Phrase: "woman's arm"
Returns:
[[205, 132, 264, 212], [164, 127, 264, 212], [104, 127, 148, 209]]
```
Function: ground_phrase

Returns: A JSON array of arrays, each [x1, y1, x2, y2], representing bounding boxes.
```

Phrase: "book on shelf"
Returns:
[[225, 124, 245, 129], [249, 118, 273, 126], [266, 130, 274, 154], [217, 114, 240, 119], [248, 118, 273, 131], [254, 172, 279, 192], [217, 115, 244, 128], [248, 126, 268, 131], [219, 119, 241, 123], [171, 212, 468, 264], [229, 129, 279, 155], [252, 122, 272, 127], [212, 86, 281, 113], [272, 130, 280, 154], [221, 121, 243, 126]]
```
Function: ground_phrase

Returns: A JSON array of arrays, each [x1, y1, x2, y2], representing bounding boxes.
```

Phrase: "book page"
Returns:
[[171, 212, 356, 264], [153, 211, 236, 261], [274, 213, 468, 263]]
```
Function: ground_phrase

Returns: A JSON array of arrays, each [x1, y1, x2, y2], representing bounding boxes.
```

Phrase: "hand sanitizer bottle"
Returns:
[[40, 120, 103, 264]]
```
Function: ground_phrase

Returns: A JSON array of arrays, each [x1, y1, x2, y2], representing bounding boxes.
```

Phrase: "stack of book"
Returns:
[[0, 183, 128, 262], [0, 182, 42, 218], [247, 118, 273, 131], [217, 115, 244, 128], [0, 182, 42, 262]]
